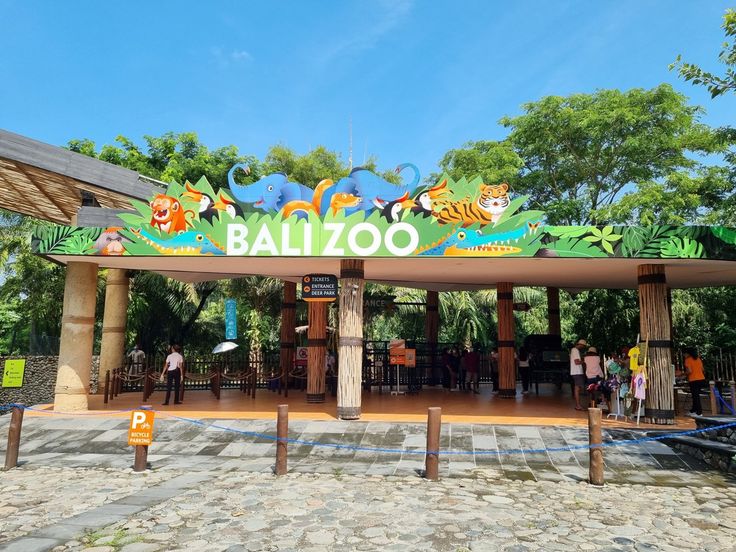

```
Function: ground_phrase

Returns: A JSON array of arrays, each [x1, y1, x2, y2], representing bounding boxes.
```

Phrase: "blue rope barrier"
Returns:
[[3, 402, 736, 457], [714, 388, 736, 416]]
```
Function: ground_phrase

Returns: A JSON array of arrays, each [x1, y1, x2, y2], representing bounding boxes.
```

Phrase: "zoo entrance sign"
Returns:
[[32, 165, 736, 261]]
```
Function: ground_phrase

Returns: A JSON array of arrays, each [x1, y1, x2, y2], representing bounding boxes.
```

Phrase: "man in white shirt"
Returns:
[[160, 344, 184, 405], [570, 338, 587, 411]]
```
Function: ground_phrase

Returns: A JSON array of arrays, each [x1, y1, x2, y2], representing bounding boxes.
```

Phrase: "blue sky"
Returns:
[[1, 0, 735, 177]]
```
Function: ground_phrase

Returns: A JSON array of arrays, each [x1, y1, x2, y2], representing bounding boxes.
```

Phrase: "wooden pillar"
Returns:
[[307, 300, 327, 403], [425, 290, 440, 382], [54, 262, 98, 411], [638, 264, 675, 425], [496, 282, 516, 397], [547, 287, 561, 336], [279, 281, 297, 393], [99, 269, 130, 391], [337, 259, 365, 420]]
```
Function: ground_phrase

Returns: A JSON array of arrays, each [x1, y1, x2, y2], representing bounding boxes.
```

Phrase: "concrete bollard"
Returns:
[[425, 407, 441, 481], [133, 445, 148, 472], [709, 381, 717, 415], [3, 405, 24, 471], [275, 404, 288, 475], [588, 407, 604, 486]]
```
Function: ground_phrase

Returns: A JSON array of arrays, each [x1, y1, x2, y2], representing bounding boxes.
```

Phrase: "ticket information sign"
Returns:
[[2, 359, 26, 388], [302, 274, 337, 302], [389, 339, 406, 365], [128, 409, 155, 446], [404, 348, 416, 368]]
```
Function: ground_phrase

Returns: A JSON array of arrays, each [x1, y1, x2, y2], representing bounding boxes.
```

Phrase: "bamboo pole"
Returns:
[[337, 259, 365, 419], [307, 300, 328, 403], [425, 290, 440, 384], [638, 265, 675, 425], [547, 287, 561, 336], [279, 282, 297, 399], [496, 282, 516, 397]]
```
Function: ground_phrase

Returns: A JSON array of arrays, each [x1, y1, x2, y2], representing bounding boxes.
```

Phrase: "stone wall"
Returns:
[[0, 355, 100, 409]]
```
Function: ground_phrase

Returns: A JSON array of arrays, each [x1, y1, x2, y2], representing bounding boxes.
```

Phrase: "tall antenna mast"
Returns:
[[348, 117, 353, 170]]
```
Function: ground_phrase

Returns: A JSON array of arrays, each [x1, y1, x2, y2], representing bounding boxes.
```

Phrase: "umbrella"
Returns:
[[212, 341, 239, 354]]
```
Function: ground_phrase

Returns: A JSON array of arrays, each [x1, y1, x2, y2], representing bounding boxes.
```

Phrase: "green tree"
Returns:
[[434, 140, 523, 185], [500, 85, 727, 225], [671, 9, 736, 98]]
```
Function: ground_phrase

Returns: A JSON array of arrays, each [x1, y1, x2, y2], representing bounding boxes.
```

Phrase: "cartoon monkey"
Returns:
[[149, 194, 193, 234]]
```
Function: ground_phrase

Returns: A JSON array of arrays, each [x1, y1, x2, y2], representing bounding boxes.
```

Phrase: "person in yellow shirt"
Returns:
[[683, 348, 706, 416]]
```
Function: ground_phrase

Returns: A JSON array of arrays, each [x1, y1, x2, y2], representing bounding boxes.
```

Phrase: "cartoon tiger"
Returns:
[[434, 183, 510, 226]]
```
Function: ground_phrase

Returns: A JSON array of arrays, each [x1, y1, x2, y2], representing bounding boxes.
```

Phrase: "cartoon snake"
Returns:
[[281, 179, 361, 219]]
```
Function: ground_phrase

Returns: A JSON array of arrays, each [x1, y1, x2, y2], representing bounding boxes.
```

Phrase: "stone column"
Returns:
[[279, 281, 297, 392], [337, 259, 365, 420], [547, 287, 561, 336], [496, 282, 516, 397], [425, 290, 440, 383], [638, 265, 674, 425], [98, 269, 130, 389], [307, 301, 327, 403], [54, 262, 98, 411]]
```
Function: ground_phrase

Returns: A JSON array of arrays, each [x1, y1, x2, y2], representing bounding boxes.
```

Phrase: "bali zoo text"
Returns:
[[226, 222, 420, 256]]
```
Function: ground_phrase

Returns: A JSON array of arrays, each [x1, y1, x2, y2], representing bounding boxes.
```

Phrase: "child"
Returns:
[[584, 346, 608, 410]]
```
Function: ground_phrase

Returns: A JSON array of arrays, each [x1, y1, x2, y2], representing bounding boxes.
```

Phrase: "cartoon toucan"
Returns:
[[372, 191, 416, 223], [182, 182, 243, 222], [410, 179, 450, 217]]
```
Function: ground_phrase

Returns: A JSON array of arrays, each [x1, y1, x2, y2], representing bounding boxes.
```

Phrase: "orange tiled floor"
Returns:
[[32, 384, 695, 429]]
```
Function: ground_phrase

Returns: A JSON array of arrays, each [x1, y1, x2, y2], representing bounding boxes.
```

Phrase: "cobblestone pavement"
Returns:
[[1, 466, 735, 552], [1, 414, 735, 551], [0, 415, 726, 485]]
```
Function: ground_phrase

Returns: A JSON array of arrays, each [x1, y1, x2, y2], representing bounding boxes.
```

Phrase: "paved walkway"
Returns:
[[0, 414, 728, 485], [1, 414, 735, 551]]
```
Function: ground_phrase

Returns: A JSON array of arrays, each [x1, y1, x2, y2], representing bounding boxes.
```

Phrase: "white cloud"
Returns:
[[211, 47, 253, 68], [315, 0, 414, 65]]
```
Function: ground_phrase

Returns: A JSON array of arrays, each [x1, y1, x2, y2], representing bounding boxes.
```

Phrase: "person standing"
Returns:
[[570, 339, 587, 411], [161, 344, 184, 405], [584, 346, 607, 410], [683, 348, 706, 416], [518, 347, 531, 395], [464, 345, 481, 394], [127, 343, 146, 375]]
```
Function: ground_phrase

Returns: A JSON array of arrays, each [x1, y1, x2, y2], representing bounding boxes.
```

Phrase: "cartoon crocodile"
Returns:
[[130, 228, 225, 256], [416, 222, 541, 256]]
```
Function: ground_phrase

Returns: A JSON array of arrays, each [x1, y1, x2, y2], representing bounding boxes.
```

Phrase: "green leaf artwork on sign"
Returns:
[[660, 237, 705, 258]]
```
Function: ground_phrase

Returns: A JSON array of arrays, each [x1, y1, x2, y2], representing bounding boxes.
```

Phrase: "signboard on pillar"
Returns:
[[302, 274, 337, 302], [225, 299, 237, 340], [128, 409, 155, 446], [513, 302, 531, 312], [1, 359, 25, 388]]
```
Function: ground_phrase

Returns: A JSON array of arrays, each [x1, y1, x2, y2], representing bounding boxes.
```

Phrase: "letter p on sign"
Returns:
[[128, 409, 155, 446]]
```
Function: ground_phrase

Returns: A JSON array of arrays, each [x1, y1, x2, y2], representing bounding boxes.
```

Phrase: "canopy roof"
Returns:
[[3, 129, 734, 292], [33, 170, 736, 291], [0, 129, 162, 224]]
